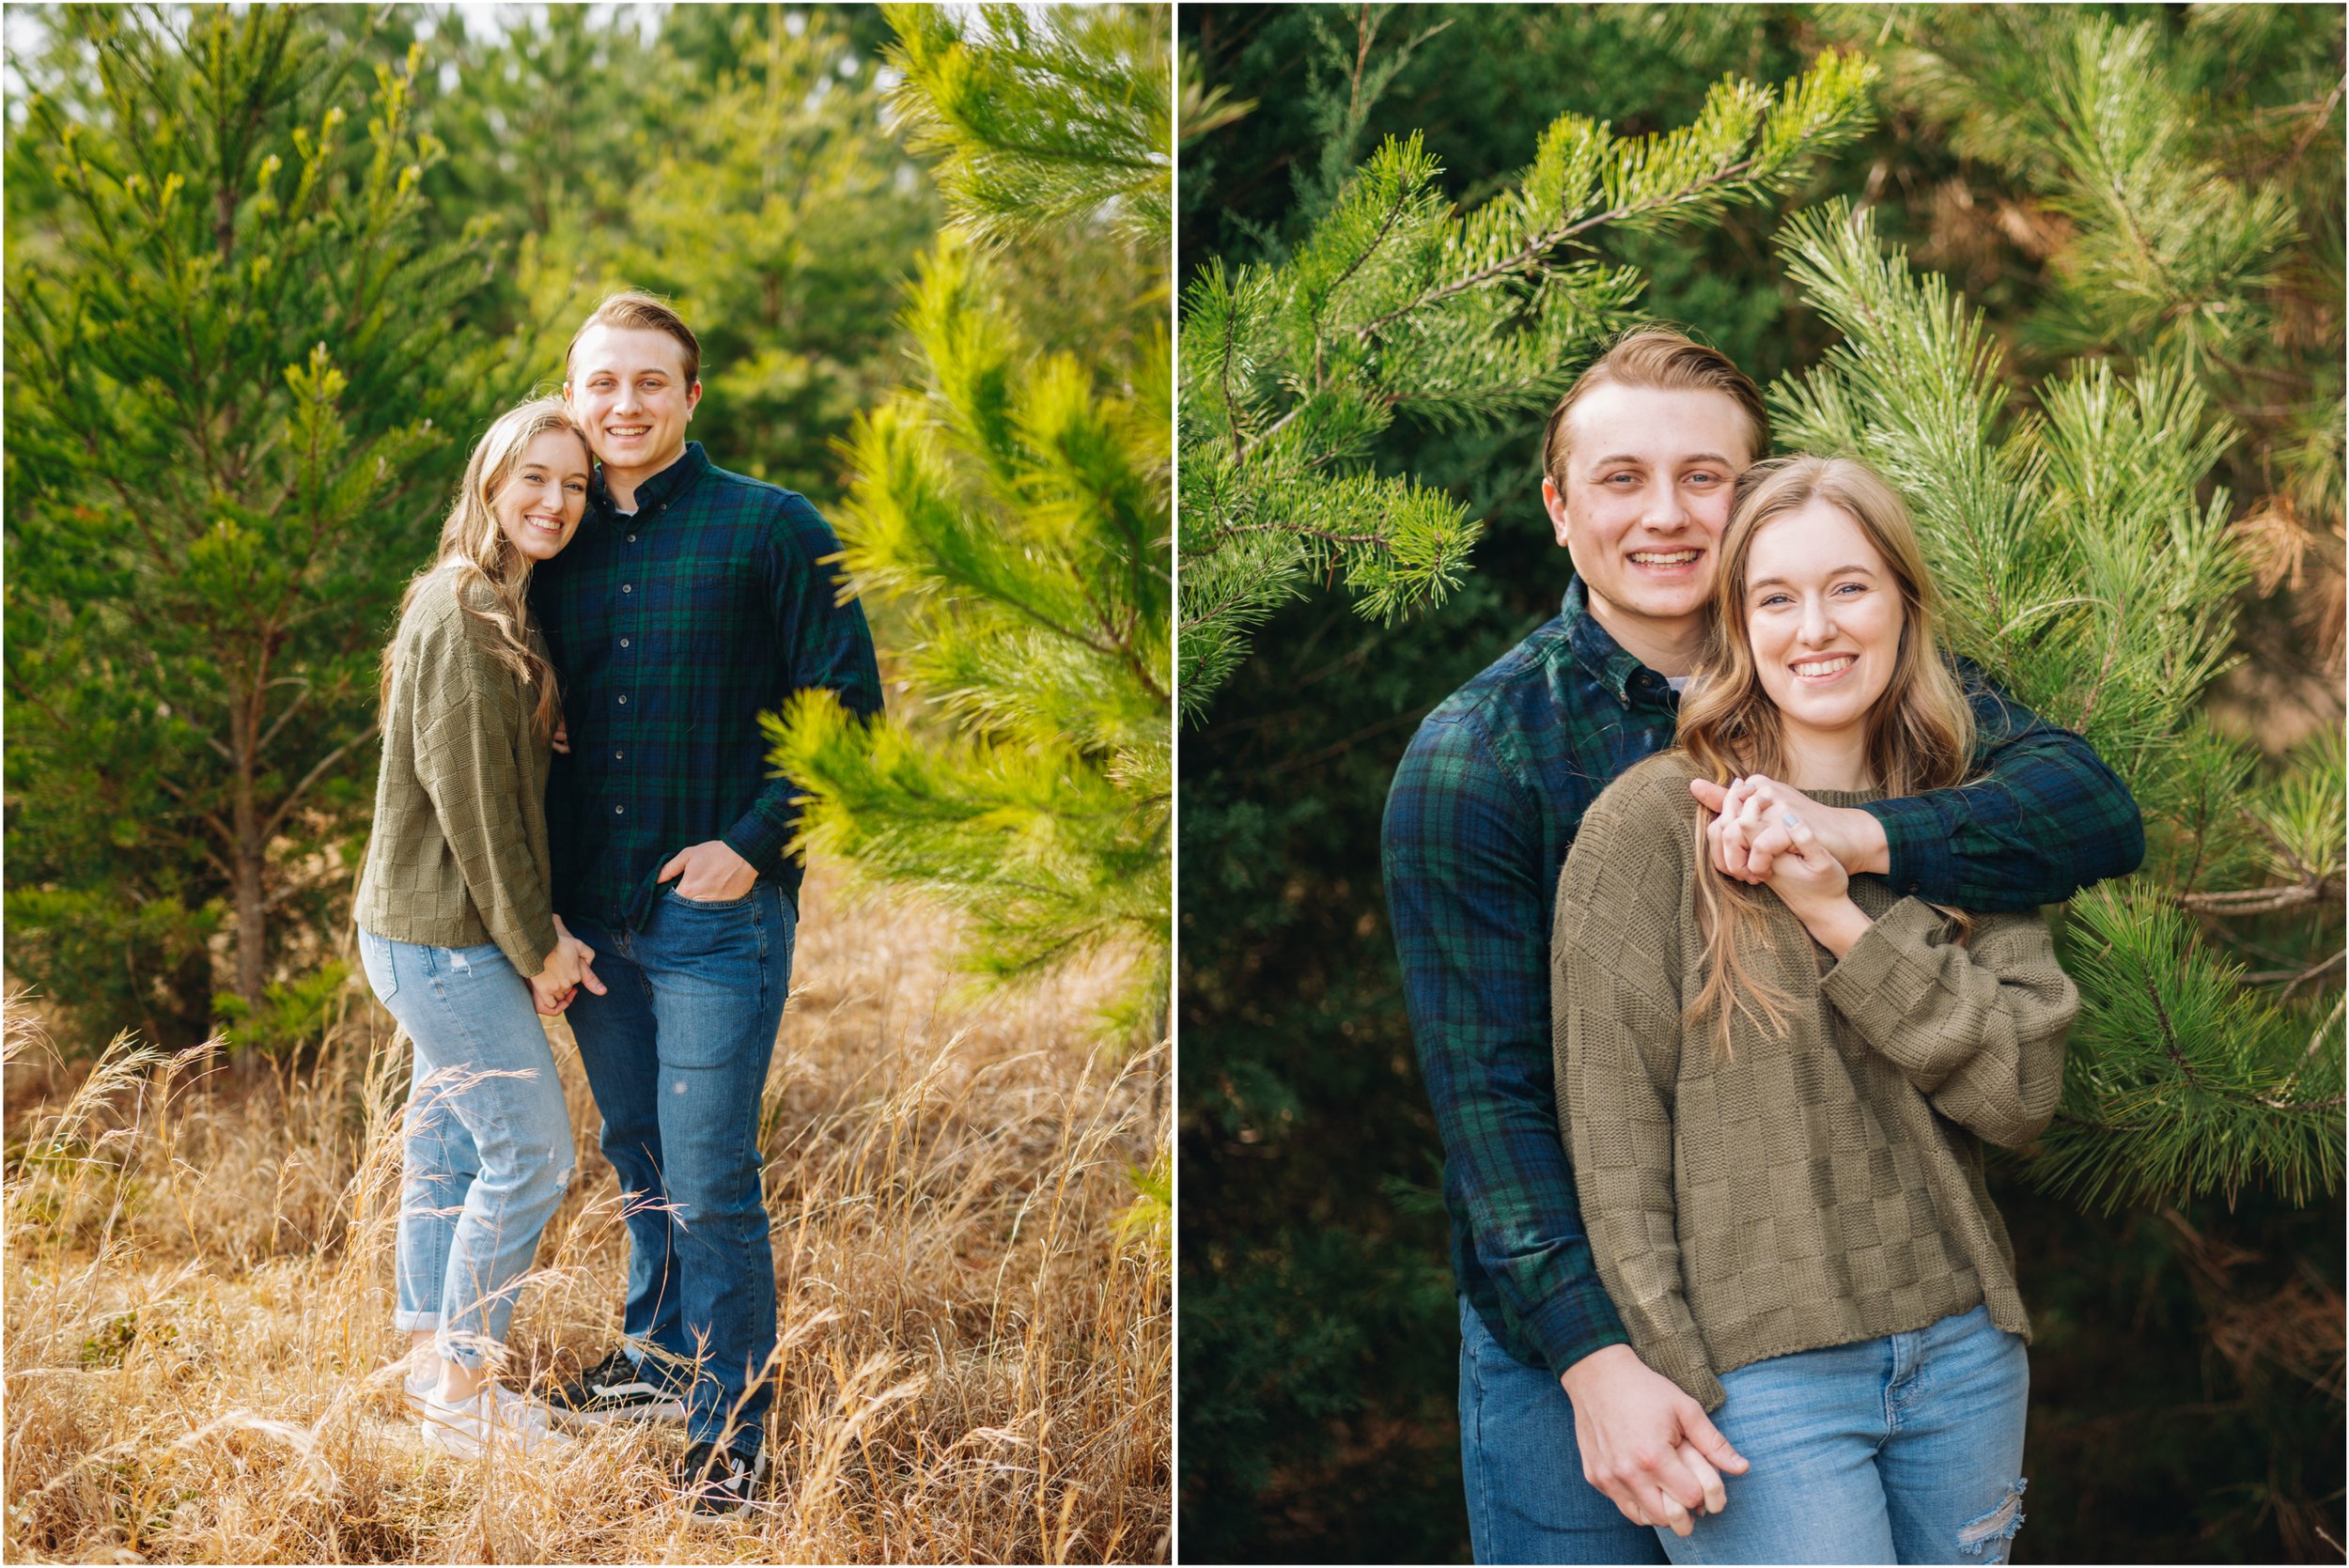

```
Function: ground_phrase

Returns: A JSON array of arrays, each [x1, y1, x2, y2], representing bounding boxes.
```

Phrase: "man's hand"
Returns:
[[1689, 774, 1889, 883], [1560, 1343, 1748, 1538], [657, 839, 757, 903], [528, 936, 582, 1016]]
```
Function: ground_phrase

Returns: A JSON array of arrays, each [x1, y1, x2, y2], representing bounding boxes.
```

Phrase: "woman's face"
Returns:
[[493, 428, 592, 562], [1744, 498, 1904, 737]]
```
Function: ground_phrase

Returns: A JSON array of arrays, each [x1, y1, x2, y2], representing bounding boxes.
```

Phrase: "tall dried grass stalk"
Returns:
[[4, 873, 1171, 1562]]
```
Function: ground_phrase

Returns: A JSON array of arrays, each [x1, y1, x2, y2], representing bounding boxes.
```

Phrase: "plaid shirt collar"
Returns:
[[591, 441, 712, 518], [1560, 576, 1666, 710]]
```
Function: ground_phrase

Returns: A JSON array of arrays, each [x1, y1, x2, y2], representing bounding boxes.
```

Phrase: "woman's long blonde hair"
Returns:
[[380, 398, 588, 741], [1677, 456, 1978, 1054]]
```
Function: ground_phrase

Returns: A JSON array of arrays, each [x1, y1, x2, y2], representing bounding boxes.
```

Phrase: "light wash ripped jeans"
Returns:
[[358, 928, 575, 1370], [1659, 1303, 2030, 1565]]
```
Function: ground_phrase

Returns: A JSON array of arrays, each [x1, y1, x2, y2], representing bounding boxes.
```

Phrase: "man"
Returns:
[[532, 290, 883, 1514], [1382, 327, 2143, 1563]]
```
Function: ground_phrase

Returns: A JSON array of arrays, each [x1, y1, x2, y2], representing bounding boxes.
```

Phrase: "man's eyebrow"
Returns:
[[1749, 564, 1879, 591], [1586, 451, 1736, 468]]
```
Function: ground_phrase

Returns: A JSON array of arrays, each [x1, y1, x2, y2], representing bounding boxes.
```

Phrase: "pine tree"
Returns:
[[4, 6, 500, 1046], [769, 5, 1172, 1048], [1771, 201, 2342, 1212], [1176, 47, 1879, 716], [1822, 6, 2345, 690]]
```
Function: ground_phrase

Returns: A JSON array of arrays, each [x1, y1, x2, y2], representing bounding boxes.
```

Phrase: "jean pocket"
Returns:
[[664, 885, 754, 911], [357, 929, 398, 1001]]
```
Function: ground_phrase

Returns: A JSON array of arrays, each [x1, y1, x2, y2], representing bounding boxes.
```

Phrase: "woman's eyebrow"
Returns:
[[1750, 564, 1878, 591]]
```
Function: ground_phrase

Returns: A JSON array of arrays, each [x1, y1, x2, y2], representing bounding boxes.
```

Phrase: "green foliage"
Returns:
[[5, 6, 498, 1028], [5, 6, 941, 1054], [212, 960, 352, 1061], [1178, 7, 2341, 1561], [1176, 46, 1878, 716], [1771, 200, 2341, 1210], [881, 3, 1171, 254], [774, 7, 1171, 1047]]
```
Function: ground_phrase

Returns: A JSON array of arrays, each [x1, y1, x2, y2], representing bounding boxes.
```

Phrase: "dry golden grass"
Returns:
[[3, 872, 1170, 1562]]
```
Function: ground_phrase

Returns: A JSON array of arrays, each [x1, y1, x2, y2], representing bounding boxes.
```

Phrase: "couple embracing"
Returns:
[[350, 291, 881, 1515], [1387, 330, 2144, 1564]]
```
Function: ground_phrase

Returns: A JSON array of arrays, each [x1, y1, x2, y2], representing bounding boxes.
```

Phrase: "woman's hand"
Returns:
[[1760, 810, 1873, 957], [529, 935, 582, 1015], [1692, 774, 1890, 883], [528, 916, 606, 1015], [551, 720, 570, 755]]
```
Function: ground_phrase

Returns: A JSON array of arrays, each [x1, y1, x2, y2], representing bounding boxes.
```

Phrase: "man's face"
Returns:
[[565, 323, 701, 477], [1541, 383, 1753, 636]]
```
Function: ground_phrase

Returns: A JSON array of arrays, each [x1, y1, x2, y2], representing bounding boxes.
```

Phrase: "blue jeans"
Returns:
[[1459, 1296, 1670, 1565], [1660, 1305, 2030, 1565], [359, 929, 577, 1370], [561, 882, 794, 1456]]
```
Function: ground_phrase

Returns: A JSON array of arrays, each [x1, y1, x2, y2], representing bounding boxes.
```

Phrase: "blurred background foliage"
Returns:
[[4, 2, 937, 1052], [1178, 5, 2343, 1563]]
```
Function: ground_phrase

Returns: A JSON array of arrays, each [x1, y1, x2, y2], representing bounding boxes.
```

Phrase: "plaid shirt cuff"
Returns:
[[1522, 1281, 1633, 1380], [1865, 793, 1958, 903], [722, 807, 791, 876]]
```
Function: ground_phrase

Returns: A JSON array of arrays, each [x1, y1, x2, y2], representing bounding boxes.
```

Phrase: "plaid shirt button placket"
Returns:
[[1383, 577, 2144, 1380], [537, 442, 884, 934]]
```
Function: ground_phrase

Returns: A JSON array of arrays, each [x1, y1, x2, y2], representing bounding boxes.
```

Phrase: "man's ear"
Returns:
[[1542, 475, 1573, 550], [685, 380, 703, 419]]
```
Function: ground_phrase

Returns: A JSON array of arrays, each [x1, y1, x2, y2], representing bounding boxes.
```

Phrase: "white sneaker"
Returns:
[[402, 1364, 436, 1418], [418, 1384, 574, 1458]]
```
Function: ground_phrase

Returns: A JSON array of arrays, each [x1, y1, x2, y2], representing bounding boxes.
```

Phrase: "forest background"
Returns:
[[1179, 5, 2344, 1564], [5, 4, 1170, 1561]]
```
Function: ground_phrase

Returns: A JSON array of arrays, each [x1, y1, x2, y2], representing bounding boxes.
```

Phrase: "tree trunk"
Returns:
[[229, 700, 269, 1016]]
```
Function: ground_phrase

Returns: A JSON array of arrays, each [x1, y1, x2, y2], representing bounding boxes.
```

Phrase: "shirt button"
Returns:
[[1908, 881, 1921, 893], [617, 694, 628, 705], [620, 638, 630, 648], [614, 804, 625, 815], [614, 751, 624, 761], [628, 534, 637, 543], [622, 583, 632, 594]]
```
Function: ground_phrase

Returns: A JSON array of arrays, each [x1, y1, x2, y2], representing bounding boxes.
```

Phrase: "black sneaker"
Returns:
[[542, 1345, 688, 1427], [677, 1439, 769, 1517]]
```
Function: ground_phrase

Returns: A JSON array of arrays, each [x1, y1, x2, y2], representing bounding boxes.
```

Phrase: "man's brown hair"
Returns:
[[1540, 325, 1768, 484], [566, 288, 701, 388]]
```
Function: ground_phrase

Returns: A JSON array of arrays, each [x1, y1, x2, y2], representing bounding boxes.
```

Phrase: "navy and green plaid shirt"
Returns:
[[535, 442, 882, 932], [1382, 578, 2144, 1380]]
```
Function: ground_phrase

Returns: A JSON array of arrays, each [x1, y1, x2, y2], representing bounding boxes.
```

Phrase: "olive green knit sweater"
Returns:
[[354, 569, 558, 979], [1550, 752, 2077, 1411]]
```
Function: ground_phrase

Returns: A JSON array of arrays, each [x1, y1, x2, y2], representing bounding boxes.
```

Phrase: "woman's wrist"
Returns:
[[1790, 894, 1872, 956]]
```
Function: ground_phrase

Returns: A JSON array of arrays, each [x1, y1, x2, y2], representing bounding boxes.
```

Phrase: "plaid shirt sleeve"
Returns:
[[1385, 710, 1630, 1378], [718, 493, 885, 872], [1865, 675, 2146, 911]]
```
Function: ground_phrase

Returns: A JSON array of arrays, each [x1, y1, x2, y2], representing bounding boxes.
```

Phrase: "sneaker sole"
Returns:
[[550, 1398, 689, 1429], [418, 1418, 488, 1460]]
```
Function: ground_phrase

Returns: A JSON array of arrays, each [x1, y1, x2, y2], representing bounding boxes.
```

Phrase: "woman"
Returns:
[[1551, 456, 2077, 1564], [353, 397, 604, 1457]]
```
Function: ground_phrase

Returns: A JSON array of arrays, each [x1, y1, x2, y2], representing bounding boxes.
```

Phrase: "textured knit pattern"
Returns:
[[1382, 577, 2142, 1379], [533, 442, 884, 932], [1549, 751, 2078, 1411], [355, 570, 560, 978]]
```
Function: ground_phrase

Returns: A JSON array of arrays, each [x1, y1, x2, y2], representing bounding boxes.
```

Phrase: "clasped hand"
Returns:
[[1688, 775, 1875, 954], [528, 914, 606, 1015]]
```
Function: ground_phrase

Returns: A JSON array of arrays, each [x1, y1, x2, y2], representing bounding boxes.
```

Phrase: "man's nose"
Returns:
[[1641, 479, 1689, 529]]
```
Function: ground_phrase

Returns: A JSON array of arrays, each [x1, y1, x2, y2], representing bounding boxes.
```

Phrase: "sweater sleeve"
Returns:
[[1551, 776, 1724, 1410], [1819, 900, 2077, 1148], [410, 621, 560, 980]]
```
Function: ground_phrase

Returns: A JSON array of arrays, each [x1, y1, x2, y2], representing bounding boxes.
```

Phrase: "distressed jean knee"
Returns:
[[1957, 1477, 2027, 1561]]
